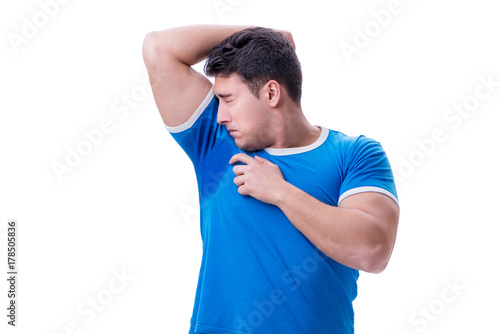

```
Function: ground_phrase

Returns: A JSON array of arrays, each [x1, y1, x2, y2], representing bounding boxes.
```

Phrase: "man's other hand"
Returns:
[[229, 153, 287, 205]]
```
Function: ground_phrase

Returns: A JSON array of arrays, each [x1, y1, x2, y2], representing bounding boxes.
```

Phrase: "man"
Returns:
[[142, 25, 399, 334]]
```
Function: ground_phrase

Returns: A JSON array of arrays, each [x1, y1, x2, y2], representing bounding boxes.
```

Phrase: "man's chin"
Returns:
[[233, 139, 262, 152]]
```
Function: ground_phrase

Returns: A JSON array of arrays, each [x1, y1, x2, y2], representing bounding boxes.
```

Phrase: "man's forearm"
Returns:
[[229, 153, 397, 273], [144, 25, 254, 66], [272, 182, 396, 274]]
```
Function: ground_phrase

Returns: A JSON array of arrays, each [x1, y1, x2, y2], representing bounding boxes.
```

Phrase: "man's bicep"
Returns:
[[143, 36, 213, 127], [339, 192, 399, 242], [339, 192, 399, 221]]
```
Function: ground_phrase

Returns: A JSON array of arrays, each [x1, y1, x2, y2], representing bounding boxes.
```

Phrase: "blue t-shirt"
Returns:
[[166, 87, 398, 334]]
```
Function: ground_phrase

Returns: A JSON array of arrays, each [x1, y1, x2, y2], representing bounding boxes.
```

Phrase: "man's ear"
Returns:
[[263, 80, 281, 108]]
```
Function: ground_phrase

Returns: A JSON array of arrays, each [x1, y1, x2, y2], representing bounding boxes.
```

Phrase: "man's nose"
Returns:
[[216, 105, 231, 125]]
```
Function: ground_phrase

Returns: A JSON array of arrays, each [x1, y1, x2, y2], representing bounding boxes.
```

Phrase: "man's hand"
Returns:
[[229, 152, 399, 273], [272, 29, 296, 49], [229, 153, 287, 205]]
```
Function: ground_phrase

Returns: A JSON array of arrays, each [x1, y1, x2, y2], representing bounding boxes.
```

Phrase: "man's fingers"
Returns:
[[273, 29, 295, 50], [233, 165, 246, 175], [233, 175, 245, 187], [232, 155, 275, 177], [233, 176, 249, 196], [254, 155, 273, 166], [237, 186, 249, 196], [229, 153, 255, 166]]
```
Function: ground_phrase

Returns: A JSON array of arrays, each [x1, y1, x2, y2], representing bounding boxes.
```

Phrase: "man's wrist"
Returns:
[[272, 180, 296, 208]]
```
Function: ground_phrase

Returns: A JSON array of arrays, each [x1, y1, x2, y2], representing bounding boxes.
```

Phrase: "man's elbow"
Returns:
[[142, 31, 161, 64], [359, 242, 393, 274], [142, 31, 175, 64], [359, 213, 399, 274], [325, 240, 393, 274]]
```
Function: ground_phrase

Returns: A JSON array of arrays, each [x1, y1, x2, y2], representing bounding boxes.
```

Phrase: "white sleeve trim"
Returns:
[[338, 186, 399, 207], [164, 86, 215, 133]]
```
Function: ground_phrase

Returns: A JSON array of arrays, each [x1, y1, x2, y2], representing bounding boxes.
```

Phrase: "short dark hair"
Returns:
[[204, 27, 302, 105]]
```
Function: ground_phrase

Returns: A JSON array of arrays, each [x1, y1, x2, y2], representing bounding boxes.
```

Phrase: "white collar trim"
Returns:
[[263, 126, 329, 156]]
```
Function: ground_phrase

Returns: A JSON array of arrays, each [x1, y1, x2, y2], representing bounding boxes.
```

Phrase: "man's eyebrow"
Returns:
[[215, 92, 232, 99]]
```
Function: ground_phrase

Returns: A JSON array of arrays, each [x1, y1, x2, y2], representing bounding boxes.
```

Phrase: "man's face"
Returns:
[[214, 74, 275, 151]]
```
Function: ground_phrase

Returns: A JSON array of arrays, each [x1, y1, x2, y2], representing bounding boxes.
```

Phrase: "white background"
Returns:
[[1, 0, 499, 333]]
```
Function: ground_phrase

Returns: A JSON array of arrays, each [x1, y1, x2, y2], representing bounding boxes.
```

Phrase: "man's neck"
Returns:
[[269, 105, 322, 149]]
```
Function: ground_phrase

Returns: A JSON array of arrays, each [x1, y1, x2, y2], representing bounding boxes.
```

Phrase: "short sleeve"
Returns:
[[165, 86, 224, 166], [338, 136, 398, 206]]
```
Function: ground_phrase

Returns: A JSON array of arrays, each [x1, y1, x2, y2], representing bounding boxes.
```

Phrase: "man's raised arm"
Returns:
[[142, 25, 253, 127]]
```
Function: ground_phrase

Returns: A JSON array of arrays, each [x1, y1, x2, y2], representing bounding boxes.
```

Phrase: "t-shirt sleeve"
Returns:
[[338, 135, 399, 206], [164, 86, 223, 166]]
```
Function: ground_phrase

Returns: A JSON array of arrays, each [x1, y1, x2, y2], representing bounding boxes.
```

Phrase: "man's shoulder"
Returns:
[[323, 128, 378, 150]]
